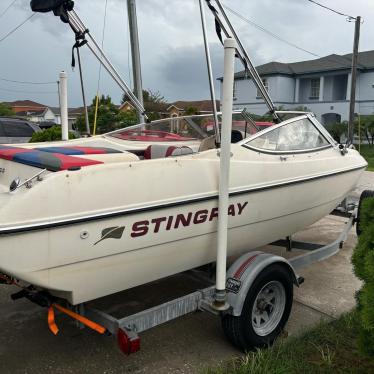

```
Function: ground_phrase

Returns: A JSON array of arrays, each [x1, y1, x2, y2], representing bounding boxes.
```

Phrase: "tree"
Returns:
[[356, 116, 374, 145], [185, 106, 198, 115], [75, 95, 137, 134], [292, 105, 312, 112], [366, 122, 374, 145], [121, 89, 165, 105], [0, 103, 15, 116], [122, 89, 167, 121], [325, 122, 348, 143], [29, 126, 76, 142]]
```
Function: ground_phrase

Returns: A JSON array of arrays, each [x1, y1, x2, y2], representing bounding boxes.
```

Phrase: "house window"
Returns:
[[257, 78, 269, 98], [310, 78, 320, 100]]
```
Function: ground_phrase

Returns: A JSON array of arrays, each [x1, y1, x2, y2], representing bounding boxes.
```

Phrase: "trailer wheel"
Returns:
[[222, 264, 293, 351], [356, 190, 374, 236]]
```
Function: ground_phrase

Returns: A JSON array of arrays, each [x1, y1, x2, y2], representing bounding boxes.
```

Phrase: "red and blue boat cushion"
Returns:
[[0, 145, 121, 171], [34, 146, 122, 156]]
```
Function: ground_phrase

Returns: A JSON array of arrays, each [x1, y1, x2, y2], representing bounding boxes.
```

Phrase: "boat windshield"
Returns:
[[107, 112, 275, 142]]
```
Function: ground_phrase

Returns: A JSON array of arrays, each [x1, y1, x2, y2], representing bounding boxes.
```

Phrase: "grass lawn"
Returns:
[[357, 144, 374, 171], [206, 312, 374, 374]]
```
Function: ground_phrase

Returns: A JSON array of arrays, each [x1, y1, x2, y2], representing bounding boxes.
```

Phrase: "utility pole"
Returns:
[[348, 16, 361, 144], [127, 0, 145, 124]]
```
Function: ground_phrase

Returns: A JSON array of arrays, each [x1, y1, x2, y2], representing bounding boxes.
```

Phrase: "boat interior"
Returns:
[[0, 111, 339, 180]]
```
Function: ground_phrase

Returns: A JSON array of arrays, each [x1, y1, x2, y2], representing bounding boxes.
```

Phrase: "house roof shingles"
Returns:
[[171, 100, 220, 112], [231, 49, 374, 80], [3, 100, 47, 108]]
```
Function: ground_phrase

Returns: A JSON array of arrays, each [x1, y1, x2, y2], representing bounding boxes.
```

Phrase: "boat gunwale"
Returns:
[[0, 164, 366, 236]]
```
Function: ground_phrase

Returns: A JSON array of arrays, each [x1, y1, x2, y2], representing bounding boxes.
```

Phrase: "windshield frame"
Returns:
[[103, 110, 245, 138]]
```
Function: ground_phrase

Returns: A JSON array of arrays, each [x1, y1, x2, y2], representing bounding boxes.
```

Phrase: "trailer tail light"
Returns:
[[117, 328, 141, 355]]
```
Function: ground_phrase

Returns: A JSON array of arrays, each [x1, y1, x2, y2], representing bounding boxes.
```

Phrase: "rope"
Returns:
[[93, 0, 109, 136], [0, 13, 35, 44]]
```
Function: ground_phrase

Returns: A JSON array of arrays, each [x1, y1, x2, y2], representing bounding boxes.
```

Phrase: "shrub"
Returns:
[[29, 126, 76, 143], [0, 103, 15, 116], [352, 197, 374, 355], [325, 122, 347, 143]]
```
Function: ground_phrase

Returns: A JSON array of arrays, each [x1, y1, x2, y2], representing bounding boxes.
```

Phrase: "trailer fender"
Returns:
[[226, 251, 300, 317]]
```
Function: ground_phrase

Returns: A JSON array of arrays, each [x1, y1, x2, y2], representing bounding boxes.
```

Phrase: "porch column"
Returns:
[[319, 76, 324, 101], [346, 73, 351, 100], [294, 78, 300, 102]]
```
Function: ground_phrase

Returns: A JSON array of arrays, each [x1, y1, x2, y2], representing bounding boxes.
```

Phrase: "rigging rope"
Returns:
[[93, 0, 109, 136], [222, 2, 353, 70], [0, 0, 18, 19], [306, 0, 355, 20], [0, 13, 35, 44]]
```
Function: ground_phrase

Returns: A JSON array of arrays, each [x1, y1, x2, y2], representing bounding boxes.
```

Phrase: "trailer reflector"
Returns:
[[117, 329, 141, 355]]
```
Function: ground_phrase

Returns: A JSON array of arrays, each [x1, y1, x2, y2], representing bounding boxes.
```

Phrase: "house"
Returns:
[[119, 100, 220, 118], [4, 100, 46, 115], [2, 100, 83, 129], [68, 107, 85, 128], [16, 108, 56, 123], [4, 100, 57, 124], [119, 101, 136, 113], [220, 50, 374, 125]]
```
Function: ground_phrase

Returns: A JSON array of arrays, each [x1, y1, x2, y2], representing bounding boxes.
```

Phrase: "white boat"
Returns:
[[0, 0, 367, 307], [0, 112, 367, 304]]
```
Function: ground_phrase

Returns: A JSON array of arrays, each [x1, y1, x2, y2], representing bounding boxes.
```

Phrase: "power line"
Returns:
[[0, 13, 35, 44], [0, 86, 57, 94], [222, 3, 353, 69], [223, 4, 321, 59], [306, 0, 355, 20], [0, 0, 18, 19], [0, 77, 56, 85]]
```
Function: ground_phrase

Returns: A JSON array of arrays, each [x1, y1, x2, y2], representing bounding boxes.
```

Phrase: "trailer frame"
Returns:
[[72, 206, 357, 354]]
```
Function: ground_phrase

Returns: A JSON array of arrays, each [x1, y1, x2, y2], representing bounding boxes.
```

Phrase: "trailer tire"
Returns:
[[221, 263, 293, 352], [356, 190, 374, 236]]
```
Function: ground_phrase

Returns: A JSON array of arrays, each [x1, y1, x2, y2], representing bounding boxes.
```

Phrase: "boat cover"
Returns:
[[35, 146, 122, 156], [0, 145, 103, 172]]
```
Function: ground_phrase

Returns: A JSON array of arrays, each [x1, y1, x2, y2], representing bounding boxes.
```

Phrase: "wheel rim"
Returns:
[[251, 280, 286, 337]]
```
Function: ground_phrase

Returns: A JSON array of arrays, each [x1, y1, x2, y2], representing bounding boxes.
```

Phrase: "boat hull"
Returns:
[[0, 165, 363, 304]]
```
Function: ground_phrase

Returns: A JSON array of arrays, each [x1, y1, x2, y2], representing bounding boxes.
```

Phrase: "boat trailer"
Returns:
[[7, 205, 353, 355]]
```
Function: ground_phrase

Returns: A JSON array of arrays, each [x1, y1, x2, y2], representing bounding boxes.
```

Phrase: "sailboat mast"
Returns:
[[127, 0, 145, 124]]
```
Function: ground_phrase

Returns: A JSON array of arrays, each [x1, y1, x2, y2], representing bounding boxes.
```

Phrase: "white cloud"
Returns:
[[0, 0, 373, 107]]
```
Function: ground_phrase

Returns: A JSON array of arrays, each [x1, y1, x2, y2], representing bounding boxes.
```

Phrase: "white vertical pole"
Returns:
[[214, 38, 236, 308], [59, 71, 69, 141]]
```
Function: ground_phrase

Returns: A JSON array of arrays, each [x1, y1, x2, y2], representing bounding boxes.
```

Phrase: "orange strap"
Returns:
[[51, 303, 106, 335], [48, 306, 59, 335]]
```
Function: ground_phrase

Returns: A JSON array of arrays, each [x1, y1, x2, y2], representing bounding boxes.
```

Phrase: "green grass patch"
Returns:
[[205, 311, 374, 374], [357, 144, 374, 171]]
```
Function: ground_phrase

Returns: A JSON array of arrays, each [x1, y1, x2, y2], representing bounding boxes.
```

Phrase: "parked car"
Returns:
[[0, 117, 41, 144]]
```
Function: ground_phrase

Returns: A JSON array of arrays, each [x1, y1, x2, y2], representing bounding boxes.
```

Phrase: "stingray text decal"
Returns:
[[95, 202, 248, 244]]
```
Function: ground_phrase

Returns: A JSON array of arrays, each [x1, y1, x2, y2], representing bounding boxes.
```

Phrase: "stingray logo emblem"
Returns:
[[94, 226, 126, 245]]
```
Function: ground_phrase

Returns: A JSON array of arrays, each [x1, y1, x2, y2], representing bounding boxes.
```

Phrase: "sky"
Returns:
[[0, 0, 373, 108]]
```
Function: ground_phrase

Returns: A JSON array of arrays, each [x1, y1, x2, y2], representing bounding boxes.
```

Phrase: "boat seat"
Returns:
[[144, 144, 194, 159], [0, 145, 102, 171]]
